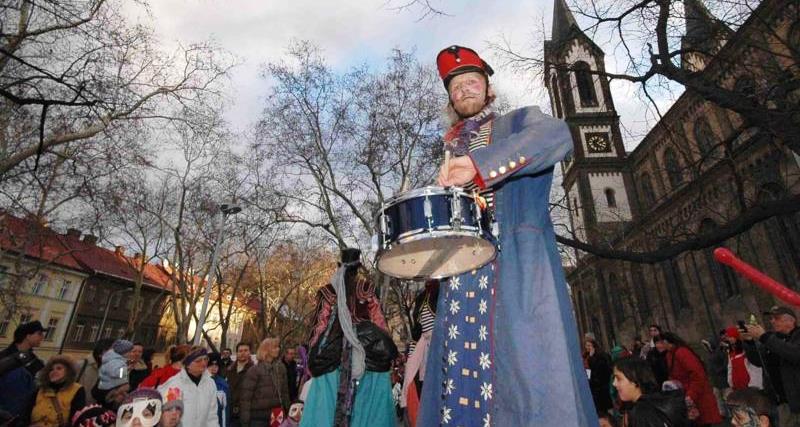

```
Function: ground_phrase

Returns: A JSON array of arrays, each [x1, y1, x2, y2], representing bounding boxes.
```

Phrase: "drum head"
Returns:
[[377, 234, 496, 279]]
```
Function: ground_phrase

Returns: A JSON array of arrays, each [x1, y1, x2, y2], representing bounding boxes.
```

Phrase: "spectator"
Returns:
[[221, 348, 233, 370], [142, 348, 156, 372], [208, 352, 231, 427], [586, 339, 614, 415], [282, 347, 299, 402], [641, 325, 663, 358], [94, 340, 133, 410], [703, 331, 729, 418], [662, 332, 722, 426], [29, 355, 86, 426], [239, 338, 289, 427], [279, 401, 304, 427], [76, 338, 115, 405], [69, 404, 116, 426], [139, 344, 191, 389], [128, 342, 151, 390], [726, 387, 775, 427], [632, 338, 644, 360], [612, 356, 688, 427], [724, 326, 763, 390], [226, 342, 254, 427], [114, 388, 161, 427], [159, 387, 184, 427], [744, 306, 800, 427], [646, 335, 669, 388], [0, 321, 47, 426], [157, 347, 219, 427]]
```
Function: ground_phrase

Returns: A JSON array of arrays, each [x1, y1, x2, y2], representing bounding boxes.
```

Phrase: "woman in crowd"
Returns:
[[239, 338, 289, 427], [207, 352, 231, 427], [586, 338, 614, 415], [156, 347, 219, 427], [612, 356, 688, 427], [723, 326, 763, 391], [139, 345, 191, 389], [662, 332, 722, 426], [29, 355, 86, 427]]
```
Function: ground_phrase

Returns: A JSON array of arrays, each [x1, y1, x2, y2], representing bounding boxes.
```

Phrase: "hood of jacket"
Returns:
[[637, 390, 689, 427]]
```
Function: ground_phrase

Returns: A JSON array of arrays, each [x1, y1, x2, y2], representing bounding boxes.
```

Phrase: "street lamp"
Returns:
[[98, 288, 133, 341], [193, 203, 242, 345]]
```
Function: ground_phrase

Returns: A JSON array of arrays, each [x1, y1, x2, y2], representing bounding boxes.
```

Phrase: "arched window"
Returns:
[[759, 183, 800, 285], [693, 118, 715, 157], [604, 188, 617, 208], [551, 75, 563, 118], [661, 258, 689, 316], [639, 173, 656, 206], [631, 268, 650, 317], [789, 22, 800, 50], [609, 273, 626, 324], [574, 62, 598, 107], [700, 218, 740, 300], [663, 148, 684, 189]]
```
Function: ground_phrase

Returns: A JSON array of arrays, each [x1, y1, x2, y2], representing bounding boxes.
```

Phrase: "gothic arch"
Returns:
[[663, 147, 684, 190], [693, 118, 715, 157], [604, 188, 617, 208], [638, 172, 656, 206], [699, 218, 740, 300], [758, 183, 800, 285], [573, 61, 598, 107]]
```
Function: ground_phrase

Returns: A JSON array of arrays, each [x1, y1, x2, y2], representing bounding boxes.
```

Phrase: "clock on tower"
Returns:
[[586, 132, 612, 153]]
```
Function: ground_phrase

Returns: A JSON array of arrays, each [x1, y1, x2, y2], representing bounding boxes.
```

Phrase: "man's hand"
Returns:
[[745, 324, 765, 340], [438, 155, 477, 187]]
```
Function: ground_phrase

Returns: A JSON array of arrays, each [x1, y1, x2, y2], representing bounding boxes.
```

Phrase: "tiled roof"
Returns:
[[0, 214, 84, 272]]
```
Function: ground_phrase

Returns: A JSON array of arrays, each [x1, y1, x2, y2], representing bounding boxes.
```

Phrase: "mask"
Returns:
[[288, 402, 304, 421], [116, 397, 162, 427]]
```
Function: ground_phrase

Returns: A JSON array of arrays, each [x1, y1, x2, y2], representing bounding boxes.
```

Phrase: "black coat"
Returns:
[[746, 327, 800, 412], [625, 391, 689, 427], [587, 352, 613, 413], [646, 348, 669, 387]]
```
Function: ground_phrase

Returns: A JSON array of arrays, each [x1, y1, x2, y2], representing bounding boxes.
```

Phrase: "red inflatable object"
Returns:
[[714, 247, 800, 307]]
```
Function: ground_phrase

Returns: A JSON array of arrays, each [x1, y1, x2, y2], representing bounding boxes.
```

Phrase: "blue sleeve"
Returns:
[[469, 106, 572, 188]]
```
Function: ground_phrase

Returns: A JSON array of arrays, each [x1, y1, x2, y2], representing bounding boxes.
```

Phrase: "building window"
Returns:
[[604, 188, 617, 208], [90, 325, 99, 341], [44, 318, 59, 341], [663, 148, 684, 189], [609, 273, 626, 324], [639, 173, 656, 206], [58, 280, 71, 300], [103, 326, 112, 339], [117, 327, 126, 339], [85, 285, 96, 302], [113, 292, 121, 308], [551, 75, 563, 118], [631, 268, 651, 317], [789, 22, 800, 50], [0, 265, 8, 288], [759, 183, 800, 284], [700, 219, 740, 300], [32, 274, 48, 295], [661, 259, 689, 316], [693, 118, 715, 157], [72, 324, 85, 342], [574, 62, 598, 107], [573, 197, 579, 217], [0, 319, 9, 337]]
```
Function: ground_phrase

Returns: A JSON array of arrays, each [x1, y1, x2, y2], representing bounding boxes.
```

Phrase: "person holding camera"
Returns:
[[743, 306, 800, 427]]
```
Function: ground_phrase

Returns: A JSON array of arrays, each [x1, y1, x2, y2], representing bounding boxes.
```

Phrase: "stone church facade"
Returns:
[[544, 0, 800, 346]]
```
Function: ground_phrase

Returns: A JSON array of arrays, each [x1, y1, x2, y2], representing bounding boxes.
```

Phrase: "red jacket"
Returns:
[[667, 347, 722, 425], [138, 364, 180, 389]]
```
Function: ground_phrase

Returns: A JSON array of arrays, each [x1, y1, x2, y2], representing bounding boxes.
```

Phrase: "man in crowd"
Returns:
[[221, 348, 234, 370], [128, 341, 151, 389], [0, 320, 47, 424], [726, 387, 776, 427], [744, 306, 800, 427], [226, 342, 254, 427], [282, 346, 299, 402], [157, 347, 219, 426]]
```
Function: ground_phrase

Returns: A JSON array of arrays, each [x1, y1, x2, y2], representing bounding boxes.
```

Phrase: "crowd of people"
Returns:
[[0, 321, 306, 427], [576, 304, 800, 427]]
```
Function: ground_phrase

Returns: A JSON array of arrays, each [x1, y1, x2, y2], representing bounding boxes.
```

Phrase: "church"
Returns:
[[544, 0, 800, 345]]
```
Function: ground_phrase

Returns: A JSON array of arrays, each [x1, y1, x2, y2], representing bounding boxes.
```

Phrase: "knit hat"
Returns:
[[112, 339, 134, 356], [70, 404, 117, 427], [207, 352, 222, 368], [161, 387, 184, 412], [183, 347, 208, 366], [725, 326, 741, 340], [98, 349, 129, 391]]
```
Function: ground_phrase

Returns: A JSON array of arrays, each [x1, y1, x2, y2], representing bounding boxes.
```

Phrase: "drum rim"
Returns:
[[395, 225, 481, 242], [385, 185, 470, 205], [376, 234, 497, 279]]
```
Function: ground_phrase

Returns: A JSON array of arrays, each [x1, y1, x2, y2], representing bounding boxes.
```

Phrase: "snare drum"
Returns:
[[374, 186, 496, 279]]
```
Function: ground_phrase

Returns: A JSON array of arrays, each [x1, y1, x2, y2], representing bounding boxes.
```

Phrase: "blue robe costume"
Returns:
[[417, 106, 598, 426]]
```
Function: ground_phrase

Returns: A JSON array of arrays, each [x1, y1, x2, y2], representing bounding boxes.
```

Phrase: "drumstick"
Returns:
[[443, 150, 451, 187]]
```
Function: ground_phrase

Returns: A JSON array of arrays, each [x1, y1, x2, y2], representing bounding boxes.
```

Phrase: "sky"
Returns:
[[137, 0, 678, 150]]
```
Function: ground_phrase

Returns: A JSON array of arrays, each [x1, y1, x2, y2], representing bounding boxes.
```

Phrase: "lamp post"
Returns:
[[193, 203, 242, 346], [98, 288, 133, 341]]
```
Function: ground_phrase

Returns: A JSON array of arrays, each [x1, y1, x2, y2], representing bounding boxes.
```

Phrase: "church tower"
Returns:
[[681, 0, 733, 71], [544, 0, 637, 246]]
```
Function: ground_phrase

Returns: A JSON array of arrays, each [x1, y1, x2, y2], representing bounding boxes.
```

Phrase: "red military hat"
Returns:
[[436, 45, 494, 89]]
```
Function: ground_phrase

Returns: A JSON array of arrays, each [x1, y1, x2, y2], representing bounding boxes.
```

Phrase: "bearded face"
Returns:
[[448, 72, 488, 118]]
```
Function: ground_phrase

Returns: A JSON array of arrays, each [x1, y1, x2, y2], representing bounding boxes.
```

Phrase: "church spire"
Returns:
[[681, 0, 733, 71], [551, 0, 578, 43]]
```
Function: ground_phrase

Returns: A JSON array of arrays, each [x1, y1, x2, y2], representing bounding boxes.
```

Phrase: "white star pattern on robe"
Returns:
[[478, 275, 488, 289], [445, 378, 455, 395], [448, 324, 460, 340], [449, 299, 460, 315], [442, 407, 452, 424], [479, 325, 488, 341], [447, 350, 458, 366], [479, 352, 491, 370], [481, 382, 493, 401], [483, 413, 491, 427], [449, 276, 461, 291], [478, 299, 488, 315]]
